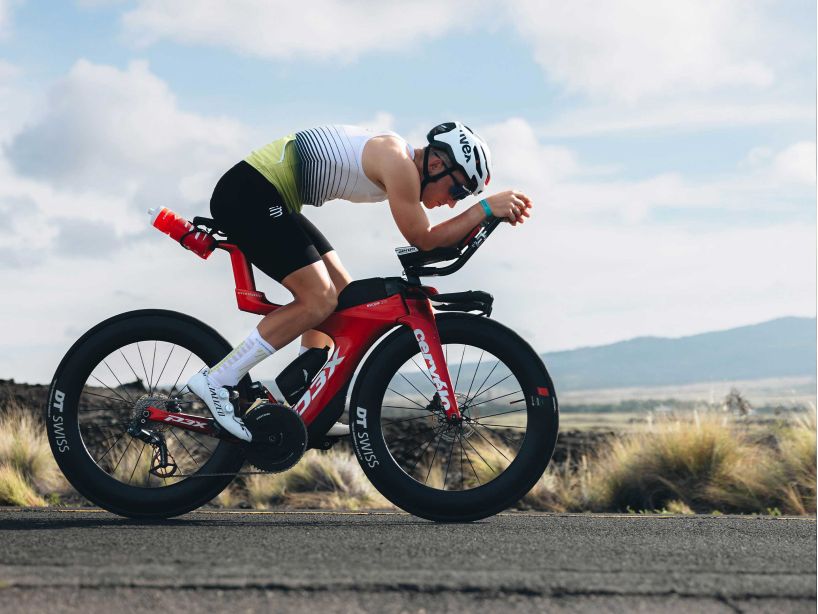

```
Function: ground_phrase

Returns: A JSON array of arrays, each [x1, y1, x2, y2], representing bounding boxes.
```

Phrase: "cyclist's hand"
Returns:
[[485, 190, 532, 226]]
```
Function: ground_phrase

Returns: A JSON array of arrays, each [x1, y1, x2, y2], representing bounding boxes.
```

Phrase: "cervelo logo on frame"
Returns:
[[293, 348, 345, 415], [413, 329, 451, 411]]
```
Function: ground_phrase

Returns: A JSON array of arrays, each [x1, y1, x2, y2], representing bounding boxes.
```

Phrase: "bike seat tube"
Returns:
[[398, 299, 461, 421]]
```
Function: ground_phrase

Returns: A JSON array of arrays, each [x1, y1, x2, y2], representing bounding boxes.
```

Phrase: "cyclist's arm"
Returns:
[[372, 145, 485, 251]]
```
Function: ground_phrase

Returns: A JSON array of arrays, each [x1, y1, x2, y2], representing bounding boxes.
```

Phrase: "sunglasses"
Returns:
[[433, 152, 473, 201], [448, 180, 473, 201]]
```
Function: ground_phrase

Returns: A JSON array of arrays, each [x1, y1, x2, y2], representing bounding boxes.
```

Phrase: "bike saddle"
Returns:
[[191, 216, 230, 238]]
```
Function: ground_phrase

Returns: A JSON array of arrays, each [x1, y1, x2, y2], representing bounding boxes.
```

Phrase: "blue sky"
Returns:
[[0, 0, 815, 383]]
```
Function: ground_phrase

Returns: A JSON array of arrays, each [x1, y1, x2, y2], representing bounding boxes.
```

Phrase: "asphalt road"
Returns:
[[0, 508, 815, 613]]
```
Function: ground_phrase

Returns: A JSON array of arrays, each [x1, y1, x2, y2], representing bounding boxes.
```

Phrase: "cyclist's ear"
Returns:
[[426, 149, 446, 173]]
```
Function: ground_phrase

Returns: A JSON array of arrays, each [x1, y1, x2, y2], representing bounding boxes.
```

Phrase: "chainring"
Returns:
[[242, 403, 308, 472]]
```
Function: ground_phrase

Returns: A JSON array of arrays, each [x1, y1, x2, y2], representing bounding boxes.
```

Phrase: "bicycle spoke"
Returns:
[[471, 425, 511, 463], [407, 427, 442, 476], [454, 344, 466, 391], [459, 430, 481, 486], [386, 387, 427, 410], [97, 432, 125, 463], [168, 351, 193, 398], [398, 371, 431, 404], [424, 431, 445, 485], [136, 343, 152, 395], [80, 390, 132, 407], [149, 341, 157, 394], [154, 344, 176, 391], [470, 421, 521, 449], [103, 360, 136, 404], [410, 357, 435, 388], [462, 434, 495, 475], [89, 374, 134, 407], [468, 407, 527, 421], [469, 360, 500, 405], [464, 350, 484, 401], [443, 434, 456, 490], [120, 350, 146, 392], [467, 373, 514, 405], [170, 430, 200, 468], [467, 389, 523, 410], [185, 431, 215, 455], [382, 405, 435, 412], [128, 442, 147, 485], [111, 437, 134, 475]]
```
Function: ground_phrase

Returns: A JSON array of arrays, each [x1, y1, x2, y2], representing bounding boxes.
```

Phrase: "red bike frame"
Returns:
[[144, 242, 460, 439]]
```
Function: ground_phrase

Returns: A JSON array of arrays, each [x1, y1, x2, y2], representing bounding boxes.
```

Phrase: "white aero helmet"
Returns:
[[423, 121, 492, 197]]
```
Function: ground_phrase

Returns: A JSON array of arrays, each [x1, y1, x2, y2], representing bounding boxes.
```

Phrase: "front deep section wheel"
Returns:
[[350, 313, 559, 522], [46, 310, 251, 519]]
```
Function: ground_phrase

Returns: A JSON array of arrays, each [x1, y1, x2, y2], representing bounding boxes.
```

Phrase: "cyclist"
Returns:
[[187, 121, 532, 441]]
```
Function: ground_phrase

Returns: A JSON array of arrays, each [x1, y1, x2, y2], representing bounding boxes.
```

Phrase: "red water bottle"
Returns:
[[148, 207, 217, 260]]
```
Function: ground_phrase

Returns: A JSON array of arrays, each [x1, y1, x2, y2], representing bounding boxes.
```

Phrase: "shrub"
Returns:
[[582, 412, 783, 513], [0, 403, 67, 496]]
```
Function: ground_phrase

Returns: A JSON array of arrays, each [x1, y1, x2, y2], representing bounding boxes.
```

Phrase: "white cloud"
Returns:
[[5, 59, 249, 209], [122, 0, 484, 60], [537, 101, 816, 138], [509, 0, 777, 103], [772, 142, 816, 185]]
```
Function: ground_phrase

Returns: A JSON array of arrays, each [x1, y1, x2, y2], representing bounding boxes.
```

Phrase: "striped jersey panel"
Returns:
[[294, 126, 358, 206]]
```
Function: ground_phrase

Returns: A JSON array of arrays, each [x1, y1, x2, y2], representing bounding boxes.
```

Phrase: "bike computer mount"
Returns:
[[395, 216, 502, 283]]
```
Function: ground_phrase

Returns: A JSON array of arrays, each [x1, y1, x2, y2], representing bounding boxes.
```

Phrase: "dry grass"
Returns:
[[582, 412, 782, 512], [244, 450, 392, 510], [0, 464, 46, 506], [775, 408, 817, 514], [0, 403, 68, 505], [520, 410, 816, 514]]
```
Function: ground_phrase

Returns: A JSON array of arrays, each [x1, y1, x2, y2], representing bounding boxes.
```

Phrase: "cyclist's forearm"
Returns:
[[425, 203, 486, 249]]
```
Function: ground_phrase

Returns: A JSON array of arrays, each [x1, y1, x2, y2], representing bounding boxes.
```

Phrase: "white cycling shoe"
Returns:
[[186, 368, 252, 442]]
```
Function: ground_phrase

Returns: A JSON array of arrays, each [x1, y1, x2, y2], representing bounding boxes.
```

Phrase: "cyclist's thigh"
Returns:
[[293, 212, 333, 256], [293, 213, 351, 290], [211, 164, 323, 283]]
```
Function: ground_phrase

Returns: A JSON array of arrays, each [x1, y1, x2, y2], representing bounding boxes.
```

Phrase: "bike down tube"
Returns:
[[398, 297, 461, 421]]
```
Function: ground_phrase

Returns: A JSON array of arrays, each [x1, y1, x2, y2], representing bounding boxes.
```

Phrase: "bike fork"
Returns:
[[398, 299, 461, 422]]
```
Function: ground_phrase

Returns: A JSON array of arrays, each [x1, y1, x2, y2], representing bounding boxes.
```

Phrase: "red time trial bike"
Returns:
[[46, 212, 558, 521]]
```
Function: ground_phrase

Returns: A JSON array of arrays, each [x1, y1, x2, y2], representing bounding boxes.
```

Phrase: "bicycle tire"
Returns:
[[349, 313, 559, 522], [46, 309, 248, 519]]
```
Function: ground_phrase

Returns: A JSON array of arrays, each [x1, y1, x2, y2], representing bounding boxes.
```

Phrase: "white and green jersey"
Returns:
[[244, 125, 413, 213]]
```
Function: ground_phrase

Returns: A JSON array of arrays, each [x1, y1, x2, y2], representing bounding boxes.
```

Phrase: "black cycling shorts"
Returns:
[[209, 161, 333, 282]]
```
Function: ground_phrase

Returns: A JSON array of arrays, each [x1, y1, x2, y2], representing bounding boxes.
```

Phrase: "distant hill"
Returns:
[[542, 317, 816, 391]]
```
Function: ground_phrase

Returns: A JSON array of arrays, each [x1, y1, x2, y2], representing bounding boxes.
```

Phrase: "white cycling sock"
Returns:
[[298, 345, 309, 356], [208, 328, 275, 388]]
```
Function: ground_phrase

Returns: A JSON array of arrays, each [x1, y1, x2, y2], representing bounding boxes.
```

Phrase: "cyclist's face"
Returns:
[[420, 156, 470, 209]]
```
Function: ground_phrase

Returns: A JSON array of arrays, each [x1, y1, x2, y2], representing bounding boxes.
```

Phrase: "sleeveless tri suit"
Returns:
[[210, 125, 413, 282]]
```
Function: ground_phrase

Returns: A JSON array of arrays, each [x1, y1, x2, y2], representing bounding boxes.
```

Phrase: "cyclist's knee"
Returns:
[[297, 286, 337, 324]]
